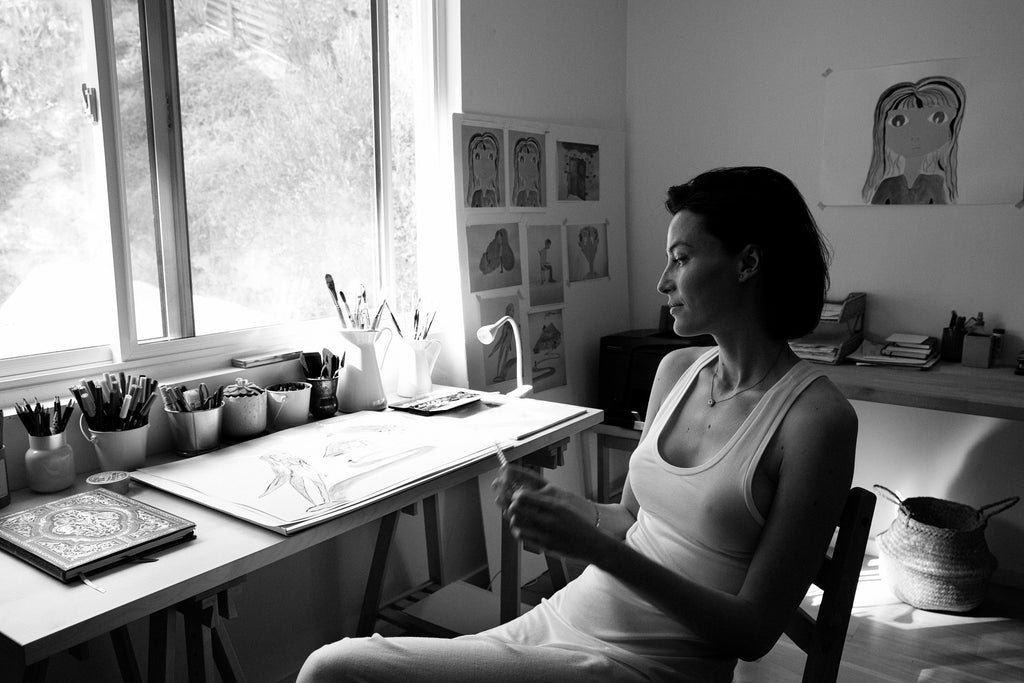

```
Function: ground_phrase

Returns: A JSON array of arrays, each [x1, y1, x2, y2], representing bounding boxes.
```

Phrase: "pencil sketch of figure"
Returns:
[[577, 224, 600, 278], [488, 303, 518, 383], [466, 131, 501, 207], [260, 452, 329, 511], [862, 75, 966, 205], [512, 135, 543, 207], [479, 227, 516, 274], [538, 238, 555, 284]]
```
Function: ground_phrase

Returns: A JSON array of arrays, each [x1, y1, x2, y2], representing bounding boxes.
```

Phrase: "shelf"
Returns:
[[818, 362, 1024, 421]]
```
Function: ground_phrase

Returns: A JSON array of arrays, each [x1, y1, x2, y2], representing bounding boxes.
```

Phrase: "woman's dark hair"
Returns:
[[665, 166, 831, 340]]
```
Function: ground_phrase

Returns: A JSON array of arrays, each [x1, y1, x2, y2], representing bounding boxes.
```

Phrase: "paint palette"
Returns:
[[389, 390, 483, 414]]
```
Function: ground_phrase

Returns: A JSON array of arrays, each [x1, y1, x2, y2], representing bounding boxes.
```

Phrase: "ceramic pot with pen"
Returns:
[[15, 398, 77, 493], [301, 350, 342, 420], [162, 383, 224, 457]]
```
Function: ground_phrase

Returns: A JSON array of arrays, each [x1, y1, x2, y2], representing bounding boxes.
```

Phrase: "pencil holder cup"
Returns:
[[80, 415, 149, 471], [25, 432, 75, 493], [396, 338, 442, 397], [940, 327, 965, 362], [165, 405, 223, 457], [222, 391, 267, 439], [307, 377, 339, 420], [267, 382, 312, 431]]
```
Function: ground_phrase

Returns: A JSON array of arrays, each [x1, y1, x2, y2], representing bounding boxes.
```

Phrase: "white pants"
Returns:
[[297, 632, 656, 682]]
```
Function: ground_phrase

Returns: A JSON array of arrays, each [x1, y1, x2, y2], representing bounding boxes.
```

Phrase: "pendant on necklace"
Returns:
[[707, 398, 716, 407]]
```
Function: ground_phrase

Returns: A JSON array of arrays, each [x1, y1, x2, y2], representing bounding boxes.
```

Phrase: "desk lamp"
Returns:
[[476, 315, 533, 398]]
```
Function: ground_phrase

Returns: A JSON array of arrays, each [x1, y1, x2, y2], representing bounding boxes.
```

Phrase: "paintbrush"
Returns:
[[324, 274, 350, 328]]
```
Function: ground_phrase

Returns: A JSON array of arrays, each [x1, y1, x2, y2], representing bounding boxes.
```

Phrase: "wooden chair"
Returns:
[[780, 486, 876, 683]]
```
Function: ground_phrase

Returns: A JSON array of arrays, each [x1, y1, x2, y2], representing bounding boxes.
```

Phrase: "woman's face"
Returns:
[[658, 210, 740, 337]]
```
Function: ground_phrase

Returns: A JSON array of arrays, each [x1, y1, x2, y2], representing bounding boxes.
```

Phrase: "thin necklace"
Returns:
[[708, 346, 787, 408]]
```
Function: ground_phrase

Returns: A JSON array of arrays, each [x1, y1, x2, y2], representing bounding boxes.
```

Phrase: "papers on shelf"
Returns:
[[132, 397, 588, 535]]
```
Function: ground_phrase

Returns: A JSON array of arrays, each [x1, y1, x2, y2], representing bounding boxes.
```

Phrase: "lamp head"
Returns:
[[476, 315, 512, 345]]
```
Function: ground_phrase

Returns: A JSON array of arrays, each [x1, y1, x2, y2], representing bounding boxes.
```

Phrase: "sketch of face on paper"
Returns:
[[463, 126, 504, 208], [556, 141, 599, 201], [511, 131, 545, 207], [862, 76, 965, 205], [527, 224, 563, 306], [528, 309, 566, 393], [566, 223, 608, 282], [465, 222, 522, 292], [479, 296, 521, 388]]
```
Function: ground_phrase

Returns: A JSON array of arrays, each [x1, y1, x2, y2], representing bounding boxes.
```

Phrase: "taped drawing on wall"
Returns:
[[526, 224, 563, 306], [462, 124, 505, 208], [510, 130, 546, 208], [821, 56, 1024, 207], [528, 308, 566, 392], [566, 222, 609, 282], [465, 222, 522, 292], [556, 141, 600, 201]]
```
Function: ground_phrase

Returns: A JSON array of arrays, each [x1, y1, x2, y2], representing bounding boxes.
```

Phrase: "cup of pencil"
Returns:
[[15, 397, 77, 492], [73, 373, 159, 472], [161, 382, 225, 457]]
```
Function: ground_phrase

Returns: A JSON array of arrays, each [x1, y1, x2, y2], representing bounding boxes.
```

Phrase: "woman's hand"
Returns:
[[491, 467, 607, 563]]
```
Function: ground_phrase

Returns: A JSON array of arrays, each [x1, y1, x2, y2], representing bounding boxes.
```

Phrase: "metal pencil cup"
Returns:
[[165, 405, 223, 457]]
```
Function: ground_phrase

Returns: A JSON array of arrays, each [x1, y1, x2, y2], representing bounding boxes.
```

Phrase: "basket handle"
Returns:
[[980, 496, 1020, 520], [872, 484, 905, 508]]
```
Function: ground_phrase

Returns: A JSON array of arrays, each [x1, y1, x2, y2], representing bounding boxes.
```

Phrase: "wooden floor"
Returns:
[[734, 557, 1024, 682]]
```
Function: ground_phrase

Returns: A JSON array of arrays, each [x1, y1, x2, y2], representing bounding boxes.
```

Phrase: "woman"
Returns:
[[299, 166, 858, 682]]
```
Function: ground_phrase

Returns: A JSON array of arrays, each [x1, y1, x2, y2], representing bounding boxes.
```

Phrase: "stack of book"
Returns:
[[847, 333, 940, 369], [790, 292, 866, 365], [880, 333, 939, 361]]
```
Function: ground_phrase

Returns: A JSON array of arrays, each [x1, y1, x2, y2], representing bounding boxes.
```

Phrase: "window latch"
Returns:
[[81, 83, 99, 123]]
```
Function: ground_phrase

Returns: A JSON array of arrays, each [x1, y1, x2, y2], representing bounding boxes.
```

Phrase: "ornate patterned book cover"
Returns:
[[0, 488, 195, 582]]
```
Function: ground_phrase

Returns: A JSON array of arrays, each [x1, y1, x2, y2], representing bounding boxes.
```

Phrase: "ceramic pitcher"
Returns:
[[336, 328, 393, 412], [396, 338, 442, 397]]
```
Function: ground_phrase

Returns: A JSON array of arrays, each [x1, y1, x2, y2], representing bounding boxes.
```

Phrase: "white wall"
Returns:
[[459, 0, 631, 579], [625, 0, 1024, 585]]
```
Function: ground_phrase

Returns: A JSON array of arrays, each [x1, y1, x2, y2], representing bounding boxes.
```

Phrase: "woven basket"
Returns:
[[874, 485, 1018, 612]]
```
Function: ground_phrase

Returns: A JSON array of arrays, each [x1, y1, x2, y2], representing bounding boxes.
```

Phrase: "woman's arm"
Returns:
[[507, 378, 857, 661], [493, 347, 703, 540]]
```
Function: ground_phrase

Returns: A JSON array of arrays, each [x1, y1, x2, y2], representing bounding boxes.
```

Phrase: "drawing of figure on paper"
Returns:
[[538, 239, 555, 285], [578, 225, 600, 278], [512, 134, 543, 207], [465, 131, 502, 207], [488, 303, 518, 383], [479, 227, 516, 274], [260, 452, 329, 511], [862, 76, 966, 205]]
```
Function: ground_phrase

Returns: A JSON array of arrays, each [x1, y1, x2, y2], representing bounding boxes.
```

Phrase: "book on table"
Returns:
[[0, 488, 195, 582]]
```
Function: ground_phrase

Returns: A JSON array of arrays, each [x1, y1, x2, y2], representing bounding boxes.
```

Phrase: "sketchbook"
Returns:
[[0, 489, 195, 582], [132, 397, 589, 535]]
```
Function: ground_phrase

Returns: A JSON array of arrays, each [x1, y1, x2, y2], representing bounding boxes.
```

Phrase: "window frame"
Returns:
[[0, 0, 453, 406]]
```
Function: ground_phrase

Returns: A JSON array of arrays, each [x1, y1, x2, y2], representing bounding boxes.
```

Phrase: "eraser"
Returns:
[[86, 471, 130, 495]]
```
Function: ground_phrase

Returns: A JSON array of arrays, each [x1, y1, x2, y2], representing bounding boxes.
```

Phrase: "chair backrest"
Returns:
[[784, 486, 876, 683]]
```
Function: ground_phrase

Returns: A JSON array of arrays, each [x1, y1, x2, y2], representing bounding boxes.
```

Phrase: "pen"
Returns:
[[495, 441, 508, 467]]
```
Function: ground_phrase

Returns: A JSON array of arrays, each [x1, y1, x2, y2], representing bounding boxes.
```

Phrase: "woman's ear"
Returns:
[[736, 244, 762, 283]]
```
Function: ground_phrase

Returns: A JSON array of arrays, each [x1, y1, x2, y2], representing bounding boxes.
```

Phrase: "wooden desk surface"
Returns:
[[817, 362, 1024, 421], [0, 405, 602, 666]]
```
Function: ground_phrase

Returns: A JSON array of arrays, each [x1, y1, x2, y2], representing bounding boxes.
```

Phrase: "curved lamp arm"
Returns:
[[476, 315, 533, 398]]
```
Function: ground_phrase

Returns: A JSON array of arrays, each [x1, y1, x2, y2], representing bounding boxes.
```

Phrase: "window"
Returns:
[[0, 0, 438, 393]]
